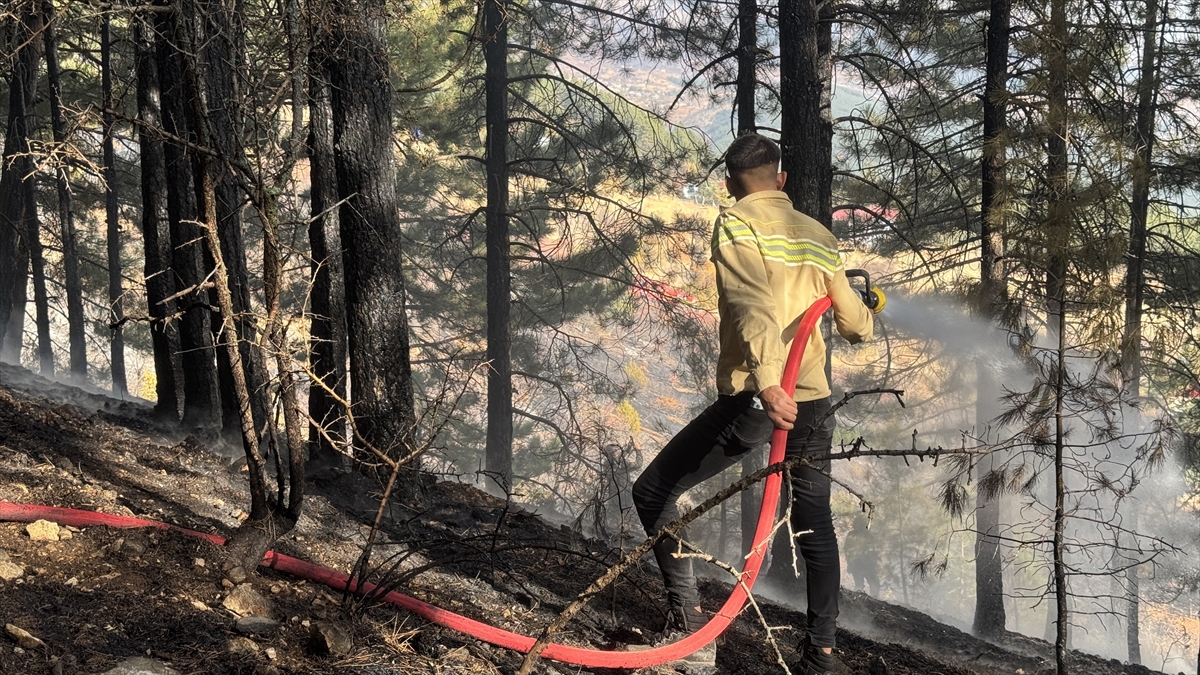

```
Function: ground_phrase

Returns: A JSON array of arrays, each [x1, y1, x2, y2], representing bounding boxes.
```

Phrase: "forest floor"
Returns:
[[0, 363, 1173, 675]]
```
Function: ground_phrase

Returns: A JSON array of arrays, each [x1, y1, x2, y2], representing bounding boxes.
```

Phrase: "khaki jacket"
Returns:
[[710, 190, 873, 402]]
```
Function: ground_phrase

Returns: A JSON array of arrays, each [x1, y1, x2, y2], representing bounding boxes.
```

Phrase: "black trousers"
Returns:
[[631, 392, 839, 647]]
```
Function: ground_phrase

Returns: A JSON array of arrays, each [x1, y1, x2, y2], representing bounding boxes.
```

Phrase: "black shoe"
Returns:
[[627, 606, 716, 674], [795, 634, 851, 675], [628, 630, 717, 674]]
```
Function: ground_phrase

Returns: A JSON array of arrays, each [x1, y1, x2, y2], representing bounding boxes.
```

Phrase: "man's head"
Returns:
[[724, 133, 786, 200]]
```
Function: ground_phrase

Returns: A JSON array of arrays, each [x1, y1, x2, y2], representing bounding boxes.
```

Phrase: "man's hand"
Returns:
[[758, 385, 797, 430]]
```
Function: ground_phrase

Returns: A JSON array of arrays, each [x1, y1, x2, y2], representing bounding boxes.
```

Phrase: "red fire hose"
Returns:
[[0, 297, 833, 670]]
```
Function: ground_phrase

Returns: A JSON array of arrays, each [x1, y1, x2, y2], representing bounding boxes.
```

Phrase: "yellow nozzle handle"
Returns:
[[869, 286, 886, 314]]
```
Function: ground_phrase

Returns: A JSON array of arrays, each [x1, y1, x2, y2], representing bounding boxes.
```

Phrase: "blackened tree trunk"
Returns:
[[327, 0, 416, 467], [736, 0, 760, 558], [101, 12, 127, 393], [136, 15, 183, 419], [28, 178, 53, 376], [973, 0, 1011, 641], [307, 58, 349, 473], [484, 0, 513, 491], [194, 0, 269, 446], [46, 1, 91, 383], [0, 3, 43, 364], [766, 0, 833, 592], [779, 0, 833, 221], [1046, 0, 1071, 667], [157, 6, 222, 431], [1120, 0, 1160, 664], [735, 0, 757, 135]]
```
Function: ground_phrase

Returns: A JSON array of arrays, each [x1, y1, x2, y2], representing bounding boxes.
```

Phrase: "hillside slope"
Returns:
[[0, 364, 1170, 675]]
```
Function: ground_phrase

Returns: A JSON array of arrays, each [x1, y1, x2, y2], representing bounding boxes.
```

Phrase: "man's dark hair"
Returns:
[[724, 133, 781, 175]]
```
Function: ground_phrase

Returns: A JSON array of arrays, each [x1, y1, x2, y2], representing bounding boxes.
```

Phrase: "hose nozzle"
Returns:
[[845, 269, 886, 314]]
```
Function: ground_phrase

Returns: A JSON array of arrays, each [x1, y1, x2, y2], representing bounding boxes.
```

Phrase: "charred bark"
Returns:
[[0, 3, 43, 364], [193, 0, 269, 446], [101, 12, 127, 393], [484, 0, 513, 491], [766, 0, 833, 592], [306, 54, 349, 474], [46, 1, 91, 383], [736, 0, 761, 558], [1046, 0, 1070, 667], [327, 0, 416, 473], [1120, 0, 1159, 663], [735, 0, 756, 135], [0, 2, 45, 365], [972, 0, 1011, 641], [157, 5, 222, 431], [779, 0, 833, 222], [136, 16, 183, 419], [27, 169, 53, 377]]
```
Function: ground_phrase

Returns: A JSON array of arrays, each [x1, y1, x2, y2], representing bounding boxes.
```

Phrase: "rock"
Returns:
[[308, 621, 352, 656], [25, 520, 60, 542], [193, 558, 205, 568], [59, 529, 73, 540], [228, 636, 260, 657], [115, 535, 148, 556], [235, 616, 281, 636], [5, 623, 46, 649], [98, 657, 180, 675], [0, 550, 8, 561], [265, 647, 277, 660], [225, 565, 248, 584], [0, 560, 23, 581], [223, 584, 272, 617]]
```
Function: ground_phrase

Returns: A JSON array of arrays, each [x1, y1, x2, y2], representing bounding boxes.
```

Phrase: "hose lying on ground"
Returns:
[[0, 297, 832, 669]]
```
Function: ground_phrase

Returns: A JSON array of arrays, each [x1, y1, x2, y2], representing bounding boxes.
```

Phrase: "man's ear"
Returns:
[[776, 171, 787, 191]]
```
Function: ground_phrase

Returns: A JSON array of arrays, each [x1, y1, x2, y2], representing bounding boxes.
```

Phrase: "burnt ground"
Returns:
[[0, 363, 1173, 675]]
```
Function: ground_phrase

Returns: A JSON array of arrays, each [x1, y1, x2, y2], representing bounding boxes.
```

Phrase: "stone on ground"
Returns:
[[0, 560, 23, 581], [228, 636, 261, 656], [222, 584, 272, 617], [5, 623, 46, 649], [99, 657, 180, 675], [308, 621, 352, 656], [235, 615, 281, 636], [25, 519, 60, 542]]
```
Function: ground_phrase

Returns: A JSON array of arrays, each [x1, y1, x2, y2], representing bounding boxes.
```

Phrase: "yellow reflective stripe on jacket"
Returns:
[[714, 217, 843, 273]]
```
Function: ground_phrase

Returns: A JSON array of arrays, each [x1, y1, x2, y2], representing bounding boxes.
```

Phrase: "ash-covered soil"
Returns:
[[0, 363, 1170, 674]]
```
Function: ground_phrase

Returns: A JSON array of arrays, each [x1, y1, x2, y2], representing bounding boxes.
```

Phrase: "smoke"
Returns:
[[832, 290, 1198, 674]]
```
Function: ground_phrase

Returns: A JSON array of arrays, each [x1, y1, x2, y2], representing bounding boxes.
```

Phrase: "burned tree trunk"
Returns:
[[0, 3, 44, 364], [1119, 0, 1160, 663], [736, 0, 761, 558], [484, 0, 513, 491], [327, 0, 416, 471], [779, 0, 833, 221], [765, 0, 833, 592], [193, 0, 270, 446], [46, 1, 91, 383], [1046, 0, 1071, 667], [136, 15, 183, 419], [972, 0, 1011, 641], [735, 0, 757, 135], [306, 50, 349, 474], [157, 5, 222, 431], [101, 12, 127, 393]]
